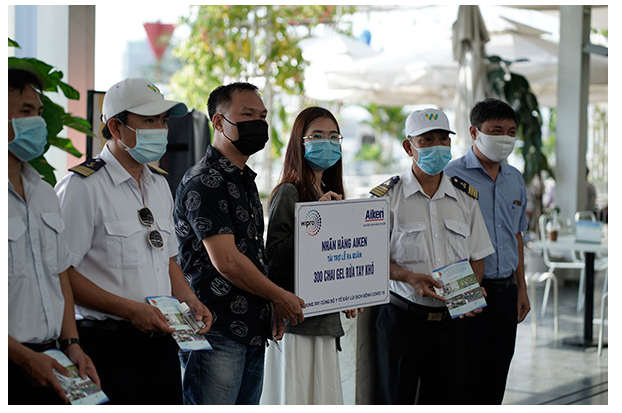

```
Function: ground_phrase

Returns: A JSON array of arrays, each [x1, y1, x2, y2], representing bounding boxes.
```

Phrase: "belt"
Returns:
[[390, 292, 449, 321], [22, 340, 57, 353], [481, 276, 514, 293], [77, 319, 167, 338]]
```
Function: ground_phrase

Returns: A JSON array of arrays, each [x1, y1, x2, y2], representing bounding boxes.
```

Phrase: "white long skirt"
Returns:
[[260, 333, 343, 405]]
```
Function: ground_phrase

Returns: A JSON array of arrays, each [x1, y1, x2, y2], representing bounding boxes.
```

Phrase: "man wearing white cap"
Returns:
[[55, 78, 212, 404], [370, 108, 493, 404], [445, 98, 530, 404]]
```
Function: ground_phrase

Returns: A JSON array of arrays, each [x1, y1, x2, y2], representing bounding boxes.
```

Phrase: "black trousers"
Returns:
[[465, 282, 519, 404], [374, 303, 469, 405], [77, 321, 182, 405]]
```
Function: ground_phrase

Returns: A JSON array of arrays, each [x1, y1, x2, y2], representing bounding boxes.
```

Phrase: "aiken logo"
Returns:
[[425, 113, 438, 120], [365, 208, 385, 222]]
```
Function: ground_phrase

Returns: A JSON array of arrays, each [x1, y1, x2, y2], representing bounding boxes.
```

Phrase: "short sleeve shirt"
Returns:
[[174, 145, 270, 346], [445, 148, 528, 279], [386, 170, 494, 307], [8, 162, 71, 343], [55, 144, 176, 320]]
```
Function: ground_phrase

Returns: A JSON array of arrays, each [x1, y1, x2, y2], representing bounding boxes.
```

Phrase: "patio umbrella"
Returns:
[[301, 14, 607, 109], [452, 5, 490, 143]]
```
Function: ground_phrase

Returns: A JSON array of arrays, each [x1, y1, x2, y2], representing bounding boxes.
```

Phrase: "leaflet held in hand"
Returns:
[[432, 258, 487, 318], [43, 349, 109, 405], [146, 296, 212, 351]]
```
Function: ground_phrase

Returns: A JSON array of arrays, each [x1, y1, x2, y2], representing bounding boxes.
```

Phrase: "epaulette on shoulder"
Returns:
[[69, 158, 106, 178], [148, 164, 169, 176], [370, 175, 400, 197], [450, 176, 479, 200]]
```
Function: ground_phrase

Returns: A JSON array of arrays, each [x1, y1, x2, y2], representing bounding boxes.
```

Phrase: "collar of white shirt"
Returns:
[[100, 143, 158, 187], [401, 169, 458, 201]]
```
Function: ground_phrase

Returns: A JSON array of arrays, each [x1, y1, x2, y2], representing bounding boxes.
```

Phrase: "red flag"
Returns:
[[144, 22, 176, 61]]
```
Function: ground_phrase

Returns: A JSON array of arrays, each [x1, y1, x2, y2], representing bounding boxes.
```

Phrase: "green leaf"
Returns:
[[60, 112, 95, 137], [28, 156, 57, 187], [57, 81, 81, 100], [47, 136, 82, 158], [9, 38, 20, 48], [41, 96, 65, 138]]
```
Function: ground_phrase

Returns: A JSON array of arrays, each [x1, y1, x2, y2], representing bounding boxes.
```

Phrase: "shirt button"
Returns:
[[434, 234, 438, 238]]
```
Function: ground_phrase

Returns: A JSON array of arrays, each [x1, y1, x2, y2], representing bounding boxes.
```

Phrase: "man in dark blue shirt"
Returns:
[[174, 82, 305, 405], [445, 98, 530, 404]]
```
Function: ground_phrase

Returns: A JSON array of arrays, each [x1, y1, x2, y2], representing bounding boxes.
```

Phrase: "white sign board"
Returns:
[[295, 197, 390, 317]]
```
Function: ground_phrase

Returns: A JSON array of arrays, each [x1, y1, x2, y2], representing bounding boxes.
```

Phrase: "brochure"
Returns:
[[43, 349, 109, 405], [432, 258, 487, 318], [146, 296, 213, 351]]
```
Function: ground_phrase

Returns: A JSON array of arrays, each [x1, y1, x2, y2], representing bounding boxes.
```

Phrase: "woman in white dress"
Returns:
[[261, 107, 359, 405]]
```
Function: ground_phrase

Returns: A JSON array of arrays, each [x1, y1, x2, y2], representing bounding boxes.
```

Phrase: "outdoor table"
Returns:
[[532, 235, 608, 348]]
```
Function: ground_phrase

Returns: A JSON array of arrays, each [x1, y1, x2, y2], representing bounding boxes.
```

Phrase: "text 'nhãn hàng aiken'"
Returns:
[[321, 236, 368, 251]]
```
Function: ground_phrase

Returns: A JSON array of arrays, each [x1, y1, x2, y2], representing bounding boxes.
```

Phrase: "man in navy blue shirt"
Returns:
[[445, 98, 530, 404]]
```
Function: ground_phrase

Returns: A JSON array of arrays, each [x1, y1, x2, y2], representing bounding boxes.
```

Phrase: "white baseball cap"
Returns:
[[102, 78, 188, 123], [405, 108, 455, 137]]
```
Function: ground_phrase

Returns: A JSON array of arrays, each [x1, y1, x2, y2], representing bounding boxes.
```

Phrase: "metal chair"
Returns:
[[598, 270, 608, 356], [538, 213, 585, 314], [573, 211, 608, 313], [526, 271, 559, 338]]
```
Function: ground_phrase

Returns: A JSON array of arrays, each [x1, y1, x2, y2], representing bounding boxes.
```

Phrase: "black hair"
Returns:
[[469, 98, 519, 130], [272, 106, 345, 203], [207, 82, 259, 122], [8, 68, 44, 94], [101, 111, 130, 140]]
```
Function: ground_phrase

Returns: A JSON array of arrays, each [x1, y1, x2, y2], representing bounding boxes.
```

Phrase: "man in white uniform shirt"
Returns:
[[371, 109, 494, 404], [8, 68, 99, 404], [55, 78, 212, 404]]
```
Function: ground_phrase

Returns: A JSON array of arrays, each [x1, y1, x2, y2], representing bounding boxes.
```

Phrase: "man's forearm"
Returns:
[[470, 259, 484, 283], [67, 266, 138, 320], [58, 270, 80, 343], [514, 232, 526, 289]]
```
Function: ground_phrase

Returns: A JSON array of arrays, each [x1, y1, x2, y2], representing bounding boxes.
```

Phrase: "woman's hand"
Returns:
[[319, 191, 342, 201]]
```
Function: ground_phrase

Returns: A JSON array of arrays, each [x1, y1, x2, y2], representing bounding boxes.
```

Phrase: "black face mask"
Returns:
[[220, 115, 269, 156]]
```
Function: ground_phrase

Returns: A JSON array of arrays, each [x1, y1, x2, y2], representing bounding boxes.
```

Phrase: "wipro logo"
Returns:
[[301, 209, 322, 236], [365, 208, 385, 222]]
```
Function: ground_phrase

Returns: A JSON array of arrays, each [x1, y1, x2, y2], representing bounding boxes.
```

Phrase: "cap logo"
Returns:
[[425, 113, 438, 120], [147, 84, 161, 93]]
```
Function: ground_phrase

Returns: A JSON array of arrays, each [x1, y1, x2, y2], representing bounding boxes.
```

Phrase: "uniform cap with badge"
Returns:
[[102, 78, 188, 123], [405, 109, 456, 137]]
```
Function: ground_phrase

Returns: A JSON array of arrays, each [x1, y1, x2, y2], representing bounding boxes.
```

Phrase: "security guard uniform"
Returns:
[[55, 143, 182, 404], [372, 169, 494, 404]]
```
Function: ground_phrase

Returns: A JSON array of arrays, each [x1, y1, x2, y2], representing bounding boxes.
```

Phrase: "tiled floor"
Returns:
[[503, 268, 608, 405]]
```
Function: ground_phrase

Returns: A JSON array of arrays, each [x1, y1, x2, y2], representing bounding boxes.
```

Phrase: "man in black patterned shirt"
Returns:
[[174, 82, 306, 405]]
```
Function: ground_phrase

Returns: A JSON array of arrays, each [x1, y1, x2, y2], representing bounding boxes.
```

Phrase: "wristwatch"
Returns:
[[60, 337, 83, 352]]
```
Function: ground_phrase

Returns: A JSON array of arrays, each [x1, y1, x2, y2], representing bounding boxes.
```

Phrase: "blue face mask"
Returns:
[[119, 124, 169, 164], [8, 116, 48, 162], [410, 142, 452, 176], [304, 139, 342, 171]]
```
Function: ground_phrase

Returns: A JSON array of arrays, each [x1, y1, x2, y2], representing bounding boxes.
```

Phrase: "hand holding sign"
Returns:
[[271, 288, 306, 325], [295, 198, 390, 317]]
